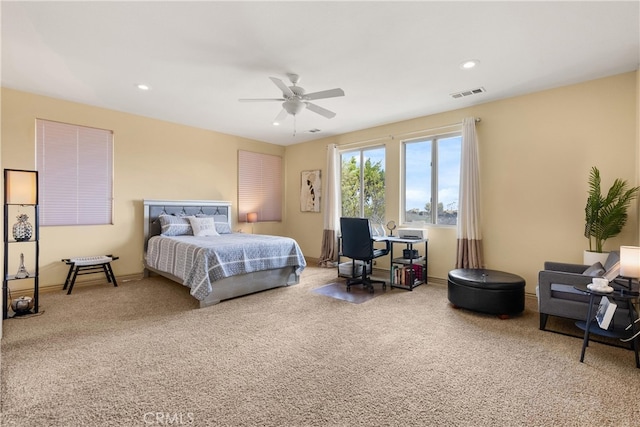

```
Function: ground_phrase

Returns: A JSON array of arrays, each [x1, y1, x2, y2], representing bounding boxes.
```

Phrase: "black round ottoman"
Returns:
[[447, 269, 525, 318]]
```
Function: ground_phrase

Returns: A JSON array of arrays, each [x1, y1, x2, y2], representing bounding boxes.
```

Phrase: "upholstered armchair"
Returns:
[[537, 251, 637, 331]]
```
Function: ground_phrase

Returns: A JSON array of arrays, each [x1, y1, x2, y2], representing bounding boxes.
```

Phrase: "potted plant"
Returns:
[[584, 166, 639, 265]]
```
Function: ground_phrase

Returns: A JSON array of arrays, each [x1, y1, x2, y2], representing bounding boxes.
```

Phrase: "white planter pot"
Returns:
[[583, 250, 609, 266]]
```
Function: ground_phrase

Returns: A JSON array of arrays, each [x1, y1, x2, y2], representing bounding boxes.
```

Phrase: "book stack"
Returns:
[[392, 264, 423, 286]]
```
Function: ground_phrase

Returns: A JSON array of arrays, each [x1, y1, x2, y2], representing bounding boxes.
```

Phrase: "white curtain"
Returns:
[[319, 144, 341, 267], [456, 117, 484, 269]]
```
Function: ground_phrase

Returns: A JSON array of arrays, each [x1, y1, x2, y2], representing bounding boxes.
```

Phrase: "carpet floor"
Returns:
[[1, 266, 639, 426]]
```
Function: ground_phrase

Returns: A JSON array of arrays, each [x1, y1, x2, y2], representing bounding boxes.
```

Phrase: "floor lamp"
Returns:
[[620, 246, 640, 296], [619, 246, 640, 343]]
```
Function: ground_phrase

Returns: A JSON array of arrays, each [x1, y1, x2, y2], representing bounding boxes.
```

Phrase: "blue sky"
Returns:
[[405, 135, 461, 211]]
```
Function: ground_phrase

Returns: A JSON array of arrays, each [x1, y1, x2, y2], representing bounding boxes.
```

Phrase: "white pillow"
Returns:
[[187, 217, 220, 237]]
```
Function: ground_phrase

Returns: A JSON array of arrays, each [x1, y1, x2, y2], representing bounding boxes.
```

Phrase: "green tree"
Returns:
[[341, 157, 385, 223], [341, 157, 361, 218]]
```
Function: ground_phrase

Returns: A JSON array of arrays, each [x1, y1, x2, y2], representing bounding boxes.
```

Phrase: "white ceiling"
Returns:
[[2, 1, 639, 146]]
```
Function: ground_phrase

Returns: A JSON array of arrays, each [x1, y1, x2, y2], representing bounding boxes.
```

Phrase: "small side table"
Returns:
[[575, 286, 639, 368], [62, 255, 119, 295]]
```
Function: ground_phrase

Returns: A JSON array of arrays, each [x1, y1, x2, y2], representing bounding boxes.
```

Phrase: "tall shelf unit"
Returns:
[[3, 169, 39, 320]]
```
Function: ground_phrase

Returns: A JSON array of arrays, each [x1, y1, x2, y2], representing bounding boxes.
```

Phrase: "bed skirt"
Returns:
[[144, 265, 300, 308]]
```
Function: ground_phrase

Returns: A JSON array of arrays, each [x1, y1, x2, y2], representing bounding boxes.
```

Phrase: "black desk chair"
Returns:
[[340, 217, 390, 293]]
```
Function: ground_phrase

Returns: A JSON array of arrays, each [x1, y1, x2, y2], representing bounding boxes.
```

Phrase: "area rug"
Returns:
[[312, 281, 386, 303]]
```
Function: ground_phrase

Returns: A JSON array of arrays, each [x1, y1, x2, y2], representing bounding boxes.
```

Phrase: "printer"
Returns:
[[397, 228, 427, 240]]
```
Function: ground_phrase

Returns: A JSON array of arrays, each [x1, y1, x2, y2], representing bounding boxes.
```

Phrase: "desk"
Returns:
[[337, 235, 428, 290], [575, 286, 639, 368], [385, 237, 428, 290]]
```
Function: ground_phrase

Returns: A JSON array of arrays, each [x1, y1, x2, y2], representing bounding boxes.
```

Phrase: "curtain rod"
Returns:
[[334, 135, 392, 149], [393, 117, 481, 140], [331, 117, 481, 149]]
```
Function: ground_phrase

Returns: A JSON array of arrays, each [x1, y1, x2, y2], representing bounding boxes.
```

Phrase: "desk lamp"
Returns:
[[619, 246, 640, 296], [247, 212, 258, 234]]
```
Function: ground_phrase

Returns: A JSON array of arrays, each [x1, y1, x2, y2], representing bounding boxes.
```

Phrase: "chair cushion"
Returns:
[[582, 262, 605, 277], [550, 283, 591, 303]]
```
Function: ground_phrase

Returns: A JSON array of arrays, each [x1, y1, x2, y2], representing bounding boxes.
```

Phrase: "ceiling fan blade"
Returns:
[[306, 102, 336, 119], [273, 109, 288, 124], [304, 88, 345, 100], [239, 98, 285, 102], [269, 77, 295, 98]]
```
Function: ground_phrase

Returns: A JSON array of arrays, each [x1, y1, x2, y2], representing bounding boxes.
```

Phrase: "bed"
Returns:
[[143, 199, 306, 308]]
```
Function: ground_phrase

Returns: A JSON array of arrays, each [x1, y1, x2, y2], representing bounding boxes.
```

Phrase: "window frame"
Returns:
[[402, 131, 462, 227], [339, 144, 386, 224]]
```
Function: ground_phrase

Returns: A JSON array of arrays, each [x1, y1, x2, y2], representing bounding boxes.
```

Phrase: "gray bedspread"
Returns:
[[146, 233, 306, 300]]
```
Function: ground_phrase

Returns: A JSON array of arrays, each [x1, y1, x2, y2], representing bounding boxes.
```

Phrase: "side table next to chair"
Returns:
[[575, 286, 639, 368]]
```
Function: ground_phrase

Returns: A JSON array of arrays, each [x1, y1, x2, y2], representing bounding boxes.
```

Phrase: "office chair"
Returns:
[[339, 217, 390, 293]]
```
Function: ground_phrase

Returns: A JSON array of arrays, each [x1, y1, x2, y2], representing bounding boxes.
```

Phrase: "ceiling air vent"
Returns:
[[450, 87, 486, 99]]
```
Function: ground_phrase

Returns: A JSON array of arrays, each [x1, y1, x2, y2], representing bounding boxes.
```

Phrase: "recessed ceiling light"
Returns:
[[272, 122, 280, 126], [136, 84, 151, 91], [460, 60, 479, 70]]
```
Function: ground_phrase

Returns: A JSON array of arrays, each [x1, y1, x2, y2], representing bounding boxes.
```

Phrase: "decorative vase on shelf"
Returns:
[[11, 296, 34, 314], [12, 214, 33, 241], [15, 253, 29, 279]]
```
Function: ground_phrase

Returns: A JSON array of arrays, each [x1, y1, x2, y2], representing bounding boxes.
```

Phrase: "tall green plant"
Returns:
[[584, 166, 639, 253]]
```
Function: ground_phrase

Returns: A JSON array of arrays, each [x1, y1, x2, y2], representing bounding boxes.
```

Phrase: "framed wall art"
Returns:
[[300, 170, 321, 212]]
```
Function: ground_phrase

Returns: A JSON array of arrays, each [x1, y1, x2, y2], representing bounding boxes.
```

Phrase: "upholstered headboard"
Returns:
[[143, 199, 232, 249]]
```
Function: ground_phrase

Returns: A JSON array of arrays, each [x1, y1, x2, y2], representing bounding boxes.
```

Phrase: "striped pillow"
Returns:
[[159, 214, 193, 236]]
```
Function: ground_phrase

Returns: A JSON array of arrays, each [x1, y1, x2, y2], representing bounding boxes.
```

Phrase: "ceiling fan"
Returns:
[[239, 73, 345, 125]]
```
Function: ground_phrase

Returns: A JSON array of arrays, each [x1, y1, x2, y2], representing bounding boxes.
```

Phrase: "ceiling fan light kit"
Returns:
[[283, 99, 305, 115], [240, 73, 345, 130]]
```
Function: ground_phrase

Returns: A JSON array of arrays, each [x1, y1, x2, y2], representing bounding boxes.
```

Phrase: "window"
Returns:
[[340, 146, 385, 224], [404, 133, 461, 225], [36, 119, 113, 226], [238, 150, 282, 222]]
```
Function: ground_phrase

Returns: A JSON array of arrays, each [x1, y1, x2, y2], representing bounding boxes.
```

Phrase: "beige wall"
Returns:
[[1, 88, 285, 291], [1, 71, 638, 298], [285, 72, 639, 294]]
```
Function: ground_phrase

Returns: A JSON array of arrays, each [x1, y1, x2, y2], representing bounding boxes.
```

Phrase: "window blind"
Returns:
[[238, 150, 282, 222], [36, 119, 113, 226]]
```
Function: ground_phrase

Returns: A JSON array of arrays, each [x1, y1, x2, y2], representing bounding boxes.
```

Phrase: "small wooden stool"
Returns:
[[62, 255, 119, 295]]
